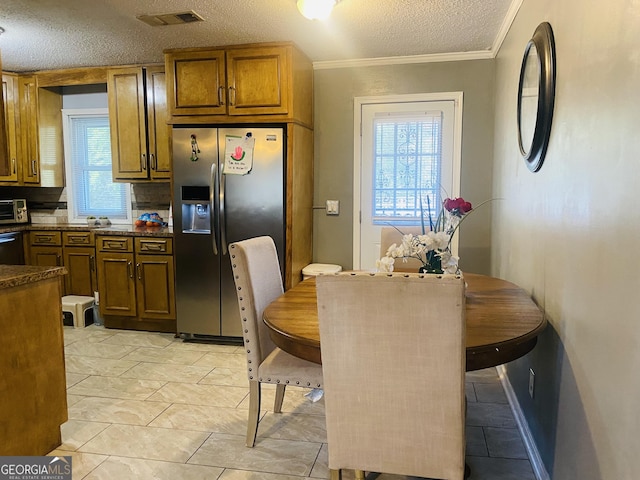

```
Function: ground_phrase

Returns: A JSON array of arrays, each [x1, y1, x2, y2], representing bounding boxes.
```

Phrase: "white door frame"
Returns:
[[352, 92, 464, 270]]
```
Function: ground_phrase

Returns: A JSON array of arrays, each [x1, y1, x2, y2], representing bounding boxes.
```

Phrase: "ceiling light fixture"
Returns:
[[296, 0, 339, 20]]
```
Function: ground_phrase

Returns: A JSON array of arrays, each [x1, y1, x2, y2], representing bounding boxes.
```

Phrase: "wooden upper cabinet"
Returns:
[[107, 66, 171, 182], [18, 76, 40, 184], [145, 67, 171, 181], [107, 67, 148, 181], [0, 53, 8, 178], [165, 42, 313, 127], [226, 47, 289, 116], [1, 74, 64, 187], [1, 73, 18, 182], [166, 49, 226, 116]]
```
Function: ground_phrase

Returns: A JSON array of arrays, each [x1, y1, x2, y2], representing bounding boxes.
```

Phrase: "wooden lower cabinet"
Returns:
[[96, 235, 176, 332], [0, 270, 68, 455], [29, 231, 65, 294], [63, 231, 97, 297], [29, 230, 97, 297]]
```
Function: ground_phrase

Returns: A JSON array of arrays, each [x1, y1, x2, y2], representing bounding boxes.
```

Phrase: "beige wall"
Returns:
[[313, 60, 495, 273], [493, 0, 640, 477]]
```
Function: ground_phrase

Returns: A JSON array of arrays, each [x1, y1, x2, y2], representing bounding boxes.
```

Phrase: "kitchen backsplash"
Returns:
[[0, 183, 171, 224]]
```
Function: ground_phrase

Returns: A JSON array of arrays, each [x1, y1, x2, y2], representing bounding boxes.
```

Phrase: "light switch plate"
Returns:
[[326, 200, 340, 215]]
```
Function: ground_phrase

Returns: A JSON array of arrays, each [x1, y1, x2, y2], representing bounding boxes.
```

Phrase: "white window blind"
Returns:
[[63, 109, 131, 223], [372, 112, 443, 226]]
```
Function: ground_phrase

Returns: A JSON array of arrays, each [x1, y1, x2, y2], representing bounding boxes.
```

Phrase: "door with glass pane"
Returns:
[[356, 95, 462, 270]]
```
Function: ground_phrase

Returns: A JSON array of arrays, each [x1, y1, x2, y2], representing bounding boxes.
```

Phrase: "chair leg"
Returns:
[[330, 469, 342, 480], [246, 380, 261, 447], [274, 383, 286, 413], [355, 470, 365, 479]]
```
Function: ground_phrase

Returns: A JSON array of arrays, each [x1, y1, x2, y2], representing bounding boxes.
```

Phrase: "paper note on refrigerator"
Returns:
[[223, 135, 255, 175]]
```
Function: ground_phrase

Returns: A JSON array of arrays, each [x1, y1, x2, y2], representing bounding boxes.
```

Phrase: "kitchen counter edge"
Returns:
[[0, 224, 173, 237], [0, 265, 68, 290]]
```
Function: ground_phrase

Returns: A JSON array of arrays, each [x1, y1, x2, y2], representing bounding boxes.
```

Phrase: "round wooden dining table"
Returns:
[[263, 272, 546, 371]]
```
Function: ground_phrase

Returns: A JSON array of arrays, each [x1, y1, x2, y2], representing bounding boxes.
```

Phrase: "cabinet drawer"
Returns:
[[63, 231, 94, 247], [97, 236, 133, 252], [30, 231, 62, 246], [135, 237, 173, 255]]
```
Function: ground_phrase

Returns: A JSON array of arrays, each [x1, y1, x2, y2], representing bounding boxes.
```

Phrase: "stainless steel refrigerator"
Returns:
[[172, 126, 285, 339]]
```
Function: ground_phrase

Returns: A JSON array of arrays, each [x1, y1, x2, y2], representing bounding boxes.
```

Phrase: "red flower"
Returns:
[[444, 197, 473, 214]]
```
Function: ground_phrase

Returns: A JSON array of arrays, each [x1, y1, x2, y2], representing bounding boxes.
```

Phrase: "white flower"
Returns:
[[433, 231, 450, 250], [376, 256, 395, 272], [440, 251, 460, 274]]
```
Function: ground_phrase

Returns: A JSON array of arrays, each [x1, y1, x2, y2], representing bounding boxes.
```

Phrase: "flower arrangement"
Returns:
[[376, 196, 476, 274]]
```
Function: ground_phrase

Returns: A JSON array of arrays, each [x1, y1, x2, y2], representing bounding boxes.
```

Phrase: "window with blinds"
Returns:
[[63, 109, 131, 223], [372, 112, 443, 226]]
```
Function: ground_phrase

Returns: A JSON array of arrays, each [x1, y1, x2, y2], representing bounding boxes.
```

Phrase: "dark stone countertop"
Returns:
[[0, 265, 68, 290]]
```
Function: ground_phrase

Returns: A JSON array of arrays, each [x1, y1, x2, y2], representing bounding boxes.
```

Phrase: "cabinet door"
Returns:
[[97, 250, 137, 316], [165, 50, 226, 116], [135, 253, 176, 320], [226, 46, 289, 116], [18, 77, 39, 184], [108, 67, 149, 181], [63, 247, 97, 296], [146, 67, 171, 181], [1, 74, 18, 182], [30, 246, 63, 267]]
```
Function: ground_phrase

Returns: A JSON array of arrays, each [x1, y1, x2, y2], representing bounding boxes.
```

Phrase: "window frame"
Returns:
[[62, 108, 132, 225]]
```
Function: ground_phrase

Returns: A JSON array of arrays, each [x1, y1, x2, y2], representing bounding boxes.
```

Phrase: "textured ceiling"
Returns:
[[0, 0, 516, 72]]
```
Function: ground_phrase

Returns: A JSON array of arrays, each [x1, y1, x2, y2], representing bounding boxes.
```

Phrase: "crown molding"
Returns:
[[313, 50, 494, 70], [492, 0, 524, 54], [313, 0, 522, 70]]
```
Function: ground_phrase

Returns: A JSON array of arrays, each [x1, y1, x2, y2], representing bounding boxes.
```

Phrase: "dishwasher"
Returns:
[[0, 232, 25, 265]]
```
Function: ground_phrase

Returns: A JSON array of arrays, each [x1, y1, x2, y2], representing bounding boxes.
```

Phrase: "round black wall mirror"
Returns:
[[517, 22, 556, 172]]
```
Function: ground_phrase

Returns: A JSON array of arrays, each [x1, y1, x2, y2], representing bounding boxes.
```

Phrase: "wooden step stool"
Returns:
[[61, 295, 95, 328]]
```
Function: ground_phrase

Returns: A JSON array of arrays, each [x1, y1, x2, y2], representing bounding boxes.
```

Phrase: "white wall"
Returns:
[[492, 0, 640, 477]]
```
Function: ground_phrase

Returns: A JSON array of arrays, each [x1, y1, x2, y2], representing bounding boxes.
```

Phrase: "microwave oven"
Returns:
[[0, 199, 29, 225]]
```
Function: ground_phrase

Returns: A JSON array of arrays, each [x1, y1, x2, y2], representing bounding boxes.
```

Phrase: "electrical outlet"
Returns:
[[528, 368, 535, 398], [326, 200, 340, 215]]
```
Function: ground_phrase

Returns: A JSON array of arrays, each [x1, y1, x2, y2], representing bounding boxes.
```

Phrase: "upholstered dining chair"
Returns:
[[229, 236, 324, 447], [379, 226, 424, 272], [316, 271, 467, 480]]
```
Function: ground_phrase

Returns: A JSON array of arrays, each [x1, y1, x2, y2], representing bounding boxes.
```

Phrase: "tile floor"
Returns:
[[50, 325, 537, 480]]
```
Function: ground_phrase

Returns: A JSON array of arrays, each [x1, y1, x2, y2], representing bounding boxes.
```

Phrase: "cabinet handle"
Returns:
[[90, 256, 95, 272], [150, 153, 156, 170], [11, 158, 16, 174], [228, 86, 236, 106], [57, 254, 62, 266], [127, 261, 133, 278], [31, 160, 37, 176], [106, 241, 124, 250], [35, 234, 54, 244], [218, 86, 225, 106], [141, 242, 164, 252], [136, 263, 142, 281], [141, 153, 147, 170]]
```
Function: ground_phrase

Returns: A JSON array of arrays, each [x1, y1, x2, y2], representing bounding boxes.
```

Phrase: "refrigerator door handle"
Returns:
[[210, 163, 219, 255], [220, 167, 228, 255]]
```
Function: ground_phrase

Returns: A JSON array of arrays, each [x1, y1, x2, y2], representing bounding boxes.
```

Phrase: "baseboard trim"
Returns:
[[496, 365, 550, 480]]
